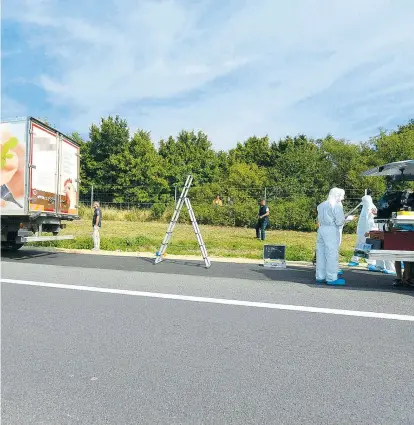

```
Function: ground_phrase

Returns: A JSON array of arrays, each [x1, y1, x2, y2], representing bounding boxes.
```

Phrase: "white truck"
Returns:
[[362, 160, 414, 264], [1, 117, 79, 251]]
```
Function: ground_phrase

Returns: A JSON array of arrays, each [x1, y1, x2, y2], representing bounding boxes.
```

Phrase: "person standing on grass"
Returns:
[[255, 199, 270, 241], [92, 201, 102, 251]]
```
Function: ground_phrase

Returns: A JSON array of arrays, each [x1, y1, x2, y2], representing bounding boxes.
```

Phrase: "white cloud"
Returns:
[[4, 0, 414, 148]]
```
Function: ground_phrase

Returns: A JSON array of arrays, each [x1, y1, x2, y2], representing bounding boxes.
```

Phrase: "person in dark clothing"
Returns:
[[394, 261, 414, 288], [255, 199, 270, 240], [92, 201, 102, 251]]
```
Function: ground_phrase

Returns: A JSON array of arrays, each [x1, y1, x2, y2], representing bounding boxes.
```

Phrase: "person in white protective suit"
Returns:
[[329, 188, 351, 275], [348, 193, 377, 268], [315, 188, 352, 285], [348, 192, 396, 275]]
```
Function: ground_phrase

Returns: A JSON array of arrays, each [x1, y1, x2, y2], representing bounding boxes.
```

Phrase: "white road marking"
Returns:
[[2, 278, 414, 322]]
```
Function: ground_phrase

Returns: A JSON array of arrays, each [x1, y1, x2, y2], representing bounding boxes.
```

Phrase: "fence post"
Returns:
[[90, 185, 94, 207]]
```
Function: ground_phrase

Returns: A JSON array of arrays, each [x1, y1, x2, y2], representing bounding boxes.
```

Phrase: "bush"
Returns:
[[151, 203, 168, 220], [192, 204, 235, 226], [271, 198, 317, 232], [233, 202, 258, 227]]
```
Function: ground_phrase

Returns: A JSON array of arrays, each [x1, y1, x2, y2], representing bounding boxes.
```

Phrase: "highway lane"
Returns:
[[2, 248, 414, 314], [2, 250, 414, 424]]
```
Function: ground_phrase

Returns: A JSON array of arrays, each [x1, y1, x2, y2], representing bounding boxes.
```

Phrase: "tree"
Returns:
[[368, 122, 414, 191], [319, 135, 386, 202], [226, 162, 267, 201], [158, 130, 219, 186], [267, 135, 331, 202], [88, 115, 130, 186], [74, 113, 414, 230], [371, 126, 414, 164], [229, 135, 271, 167], [109, 130, 168, 203]]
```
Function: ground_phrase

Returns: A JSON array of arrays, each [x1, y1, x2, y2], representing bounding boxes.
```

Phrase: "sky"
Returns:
[[2, 0, 414, 150]]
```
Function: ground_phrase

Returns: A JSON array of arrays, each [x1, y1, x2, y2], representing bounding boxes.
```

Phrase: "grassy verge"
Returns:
[[30, 220, 356, 262]]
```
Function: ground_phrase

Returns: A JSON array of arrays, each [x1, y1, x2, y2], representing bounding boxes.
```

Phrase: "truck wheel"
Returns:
[[1, 242, 24, 252]]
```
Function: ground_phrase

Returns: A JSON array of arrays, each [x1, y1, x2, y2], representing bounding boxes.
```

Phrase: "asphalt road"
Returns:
[[2, 249, 414, 424]]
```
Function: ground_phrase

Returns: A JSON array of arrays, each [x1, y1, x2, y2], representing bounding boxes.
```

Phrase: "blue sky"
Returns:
[[2, 0, 414, 150]]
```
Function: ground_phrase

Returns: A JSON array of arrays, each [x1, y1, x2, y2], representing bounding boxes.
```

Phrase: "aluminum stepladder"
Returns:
[[154, 175, 211, 268]]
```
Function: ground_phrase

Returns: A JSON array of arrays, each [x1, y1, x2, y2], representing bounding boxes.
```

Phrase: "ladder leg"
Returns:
[[185, 198, 211, 268]]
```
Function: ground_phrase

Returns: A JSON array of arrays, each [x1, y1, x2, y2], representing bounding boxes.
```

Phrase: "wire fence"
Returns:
[[79, 185, 373, 210], [75, 184, 383, 232]]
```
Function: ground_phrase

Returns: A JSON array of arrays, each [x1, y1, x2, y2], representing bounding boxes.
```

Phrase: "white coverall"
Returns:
[[349, 196, 395, 273], [316, 188, 346, 282], [334, 192, 344, 253], [350, 195, 376, 265]]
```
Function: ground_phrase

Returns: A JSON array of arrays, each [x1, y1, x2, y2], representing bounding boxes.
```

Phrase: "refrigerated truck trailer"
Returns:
[[1, 117, 80, 251], [362, 160, 414, 263]]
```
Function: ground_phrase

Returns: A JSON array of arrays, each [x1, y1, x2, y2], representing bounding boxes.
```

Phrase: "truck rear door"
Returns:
[[58, 136, 80, 216], [29, 120, 59, 213]]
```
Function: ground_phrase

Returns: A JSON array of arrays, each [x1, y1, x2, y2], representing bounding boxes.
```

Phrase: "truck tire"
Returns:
[[1, 242, 24, 252]]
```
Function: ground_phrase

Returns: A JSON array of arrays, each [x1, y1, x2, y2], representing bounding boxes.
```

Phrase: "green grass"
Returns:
[[31, 219, 356, 262]]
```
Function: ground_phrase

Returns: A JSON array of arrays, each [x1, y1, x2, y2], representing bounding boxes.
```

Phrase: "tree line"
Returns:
[[68, 116, 414, 231]]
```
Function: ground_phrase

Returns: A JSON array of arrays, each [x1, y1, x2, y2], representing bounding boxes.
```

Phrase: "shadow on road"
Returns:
[[139, 256, 207, 268], [2, 248, 413, 296], [1, 249, 59, 261], [256, 265, 414, 296]]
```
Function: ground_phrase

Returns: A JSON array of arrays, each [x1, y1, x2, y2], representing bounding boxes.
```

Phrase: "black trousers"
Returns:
[[255, 219, 268, 240]]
